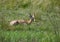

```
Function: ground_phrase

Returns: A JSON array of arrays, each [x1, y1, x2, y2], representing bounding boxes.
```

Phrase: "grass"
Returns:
[[0, 0, 60, 42], [0, 30, 55, 42]]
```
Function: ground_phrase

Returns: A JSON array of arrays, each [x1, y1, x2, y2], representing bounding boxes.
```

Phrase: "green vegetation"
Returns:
[[0, 0, 60, 42]]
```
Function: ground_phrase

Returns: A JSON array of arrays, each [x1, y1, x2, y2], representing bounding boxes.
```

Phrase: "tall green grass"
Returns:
[[0, 30, 56, 42], [0, 0, 60, 42]]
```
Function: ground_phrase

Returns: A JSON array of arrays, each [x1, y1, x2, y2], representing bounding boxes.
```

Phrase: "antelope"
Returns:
[[9, 13, 35, 26]]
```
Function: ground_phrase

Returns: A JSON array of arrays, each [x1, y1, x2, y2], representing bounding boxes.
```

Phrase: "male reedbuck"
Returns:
[[10, 13, 35, 26]]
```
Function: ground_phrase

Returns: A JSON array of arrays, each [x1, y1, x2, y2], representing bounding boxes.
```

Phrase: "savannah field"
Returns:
[[0, 0, 60, 42]]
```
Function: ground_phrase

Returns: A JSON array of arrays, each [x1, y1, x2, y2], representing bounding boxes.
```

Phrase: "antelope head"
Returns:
[[27, 13, 35, 24]]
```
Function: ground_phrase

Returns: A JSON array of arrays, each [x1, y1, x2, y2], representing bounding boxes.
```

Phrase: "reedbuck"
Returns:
[[10, 13, 35, 26]]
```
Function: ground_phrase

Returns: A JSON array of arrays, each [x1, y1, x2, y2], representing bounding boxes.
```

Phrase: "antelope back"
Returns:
[[17, 20, 27, 24]]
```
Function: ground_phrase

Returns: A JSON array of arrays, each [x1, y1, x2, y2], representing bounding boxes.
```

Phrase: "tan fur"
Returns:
[[9, 14, 35, 26]]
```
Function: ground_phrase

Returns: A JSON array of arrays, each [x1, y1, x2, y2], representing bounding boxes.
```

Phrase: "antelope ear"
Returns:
[[29, 13, 32, 18], [32, 13, 35, 22], [32, 14, 35, 18]]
